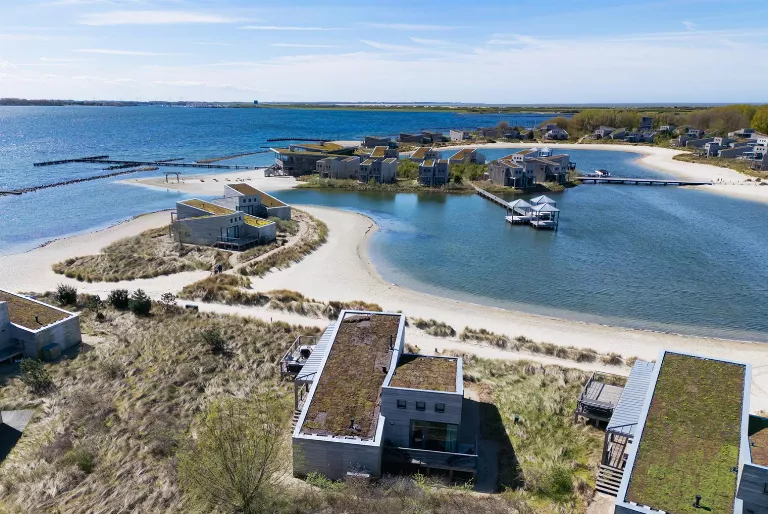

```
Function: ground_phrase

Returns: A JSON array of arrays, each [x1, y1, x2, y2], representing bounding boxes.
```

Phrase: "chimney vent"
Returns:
[[693, 495, 702, 509], [35, 315, 40, 324]]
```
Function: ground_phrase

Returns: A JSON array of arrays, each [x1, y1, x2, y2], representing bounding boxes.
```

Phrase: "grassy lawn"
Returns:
[[389, 355, 457, 392], [52, 227, 232, 282], [626, 353, 745, 513]]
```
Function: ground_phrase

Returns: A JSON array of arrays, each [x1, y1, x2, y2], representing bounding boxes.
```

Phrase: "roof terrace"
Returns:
[[748, 415, 768, 467], [389, 354, 457, 392], [300, 313, 402, 440], [0, 290, 75, 330], [623, 352, 746, 514]]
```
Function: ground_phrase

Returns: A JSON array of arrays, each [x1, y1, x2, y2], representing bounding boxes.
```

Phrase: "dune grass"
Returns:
[[52, 227, 231, 282], [409, 317, 457, 337], [240, 210, 328, 277], [460, 327, 622, 367], [465, 354, 603, 512], [0, 295, 606, 513]]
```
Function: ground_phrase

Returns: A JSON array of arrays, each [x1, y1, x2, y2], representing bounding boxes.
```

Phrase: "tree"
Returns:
[[178, 394, 289, 514], [159, 292, 177, 311], [200, 327, 227, 355], [752, 105, 768, 134], [19, 358, 52, 393], [129, 289, 152, 316]]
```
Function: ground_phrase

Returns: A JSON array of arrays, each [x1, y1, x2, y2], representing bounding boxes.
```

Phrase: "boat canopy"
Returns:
[[508, 199, 532, 210], [531, 203, 560, 213], [529, 195, 556, 206]]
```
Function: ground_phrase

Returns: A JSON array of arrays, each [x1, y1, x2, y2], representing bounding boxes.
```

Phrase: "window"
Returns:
[[397, 399, 407, 409], [410, 420, 458, 452], [435, 403, 445, 413], [416, 401, 426, 411]]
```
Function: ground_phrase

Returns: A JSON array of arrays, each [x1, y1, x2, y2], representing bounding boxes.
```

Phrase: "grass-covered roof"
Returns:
[[626, 353, 745, 514], [389, 354, 457, 392], [0, 290, 73, 330]]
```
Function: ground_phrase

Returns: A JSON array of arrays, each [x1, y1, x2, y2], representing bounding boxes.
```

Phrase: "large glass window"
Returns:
[[410, 420, 458, 453]]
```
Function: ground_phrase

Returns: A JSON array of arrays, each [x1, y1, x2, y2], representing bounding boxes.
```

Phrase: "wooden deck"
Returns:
[[576, 176, 712, 186], [472, 184, 510, 209], [575, 372, 625, 424]]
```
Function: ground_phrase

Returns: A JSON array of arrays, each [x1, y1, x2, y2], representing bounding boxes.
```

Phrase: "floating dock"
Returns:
[[576, 176, 712, 186]]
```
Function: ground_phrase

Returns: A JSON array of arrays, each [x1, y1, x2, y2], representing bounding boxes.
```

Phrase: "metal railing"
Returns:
[[280, 335, 320, 376]]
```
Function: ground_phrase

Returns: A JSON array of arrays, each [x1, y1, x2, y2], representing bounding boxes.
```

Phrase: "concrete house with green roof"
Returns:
[[612, 350, 754, 514], [0, 290, 81, 362], [287, 311, 476, 481]]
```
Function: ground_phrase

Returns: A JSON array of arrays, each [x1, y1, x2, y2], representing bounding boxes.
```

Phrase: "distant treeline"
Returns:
[[542, 104, 768, 136]]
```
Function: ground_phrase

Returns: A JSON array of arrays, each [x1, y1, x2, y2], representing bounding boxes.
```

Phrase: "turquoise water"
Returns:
[[1, 107, 767, 341]]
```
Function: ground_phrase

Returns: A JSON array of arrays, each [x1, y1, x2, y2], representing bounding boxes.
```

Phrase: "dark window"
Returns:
[[397, 399, 407, 409], [416, 401, 426, 411], [435, 403, 445, 413]]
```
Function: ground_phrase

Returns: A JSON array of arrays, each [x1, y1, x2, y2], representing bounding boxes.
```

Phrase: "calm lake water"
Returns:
[[1, 107, 767, 341]]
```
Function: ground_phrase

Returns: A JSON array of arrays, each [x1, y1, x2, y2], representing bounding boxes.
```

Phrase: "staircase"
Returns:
[[596, 464, 624, 496], [291, 409, 301, 431]]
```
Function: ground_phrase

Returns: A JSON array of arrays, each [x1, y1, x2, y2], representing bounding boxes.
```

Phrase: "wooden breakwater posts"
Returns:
[[195, 150, 270, 164], [576, 176, 712, 186], [266, 137, 328, 142], [33, 155, 109, 167]]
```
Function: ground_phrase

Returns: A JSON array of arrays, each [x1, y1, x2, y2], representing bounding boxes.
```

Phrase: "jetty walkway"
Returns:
[[472, 184, 511, 209], [576, 176, 712, 186], [34, 156, 258, 170]]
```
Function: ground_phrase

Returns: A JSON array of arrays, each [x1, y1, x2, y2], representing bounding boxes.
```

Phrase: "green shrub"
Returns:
[[54, 283, 77, 305], [108, 289, 130, 310], [19, 358, 53, 393], [129, 289, 152, 316], [62, 446, 95, 474], [200, 327, 227, 354]]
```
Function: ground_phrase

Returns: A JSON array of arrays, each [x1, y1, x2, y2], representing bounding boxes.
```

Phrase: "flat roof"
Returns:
[[422, 159, 435, 167], [300, 313, 401, 440], [389, 354, 457, 392], [607, 360, 656, 437], [749, 415, 768, 467], [411, 147, 428, 159], [450, 148, 473, 161], [371, 146, 387, 158], [180, 199, 235, 216], [624, 352, 746, 514], [361, 158, 375, 165], [0, 290, 75, 330], [227, 183, 260, 195]]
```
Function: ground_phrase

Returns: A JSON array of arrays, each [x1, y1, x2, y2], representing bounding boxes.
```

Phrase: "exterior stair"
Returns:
[[291, 409, 301, 431], [596, 464, 624, 496]]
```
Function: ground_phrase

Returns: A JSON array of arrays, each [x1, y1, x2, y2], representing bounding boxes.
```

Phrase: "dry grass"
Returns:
[[0, 291, 73, 329], [460, 328, 618, 366], [0, 302, 320, 513], [302, 314, 400, 438], [240, 210, 328, 276], [52, 227, 231, 282], [389, 354, 457, 392], [410, 317, 456, 337]]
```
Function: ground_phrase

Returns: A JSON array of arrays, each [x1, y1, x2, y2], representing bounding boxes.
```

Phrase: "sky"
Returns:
[[1, 0, 767, 104]]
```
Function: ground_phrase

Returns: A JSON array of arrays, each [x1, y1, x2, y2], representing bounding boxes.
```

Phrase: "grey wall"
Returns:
[[176, 202, 212, 220], [719, 146, 751, 158], [292, 437, 382, 480], [10, 316, 81, 359], [243, 221, 277, 242], [0, 302, 10, 349], [380, 387, 463, 447], [737, 463, 768, 513], [257, 205, 291, 220], [173, 215, 237, 246]]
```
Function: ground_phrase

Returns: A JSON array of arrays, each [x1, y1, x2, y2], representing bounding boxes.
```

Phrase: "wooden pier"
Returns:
[[576, 176, 712, 186], [472, 184, 511, 209]]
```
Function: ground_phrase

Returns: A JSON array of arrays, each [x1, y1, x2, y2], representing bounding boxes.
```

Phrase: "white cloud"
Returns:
[[682, 20, 696, 31], [0, 60, 17, 69], [410, 37, 452, 46], [240, 25, 339, 31], [80, 10, 240, 26], [360, 40, 423, 53], [75, 48, 185, 56], [40, 57, 90, 62], [270, 43, 339, 48], [366, 23, 467, 31], [154, 80, 205, 86]]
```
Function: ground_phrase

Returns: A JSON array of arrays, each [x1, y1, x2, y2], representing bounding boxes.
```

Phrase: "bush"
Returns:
[[82, 293, 102, 312], [61, 446, 95, 474], [54, 283, 78, 305], [19, 358, 53, 393], [200, 327, 227, 354], [108, 289, 130, 310], [129, 289, 152, 316], [159, 292, 177, 310]]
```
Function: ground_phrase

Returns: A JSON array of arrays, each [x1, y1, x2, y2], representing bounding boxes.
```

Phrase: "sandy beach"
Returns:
[[2, 199, 768, 411]]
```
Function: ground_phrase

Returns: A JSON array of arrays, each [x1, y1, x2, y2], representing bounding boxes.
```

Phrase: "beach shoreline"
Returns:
[[2, 200, 767, 410]]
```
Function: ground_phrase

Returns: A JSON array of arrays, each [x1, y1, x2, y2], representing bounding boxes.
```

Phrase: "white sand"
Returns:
[[120, 167, 298, 195]]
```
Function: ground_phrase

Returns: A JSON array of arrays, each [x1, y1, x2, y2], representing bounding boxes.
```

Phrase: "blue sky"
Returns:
[[1, 0, 767, 103]]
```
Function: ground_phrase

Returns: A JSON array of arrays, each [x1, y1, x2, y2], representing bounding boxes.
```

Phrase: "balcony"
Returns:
[[384, 435, 479, 480], [280, 335, 320, 377]]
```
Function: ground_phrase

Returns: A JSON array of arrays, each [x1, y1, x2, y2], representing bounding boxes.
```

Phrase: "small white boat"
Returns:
[[594, 169, 611, 177]]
